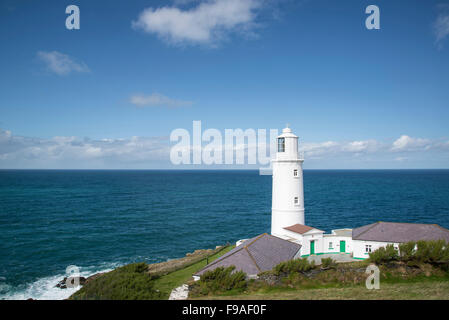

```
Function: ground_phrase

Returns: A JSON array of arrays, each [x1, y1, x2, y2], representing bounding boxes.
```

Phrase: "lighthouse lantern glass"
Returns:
[[278, 138, 285, 152]]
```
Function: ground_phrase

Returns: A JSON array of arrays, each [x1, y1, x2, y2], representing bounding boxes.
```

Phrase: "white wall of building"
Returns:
[[278, 233, 402, 259], [301, 233, 323, 256], [352, 240, 399, 259], [275, 228, 327, 256], [322, 236, 353, 255], [279, 229, 304, 243]]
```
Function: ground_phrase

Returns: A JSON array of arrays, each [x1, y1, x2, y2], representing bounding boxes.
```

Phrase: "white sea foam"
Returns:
[[0, 262, 123, 300]]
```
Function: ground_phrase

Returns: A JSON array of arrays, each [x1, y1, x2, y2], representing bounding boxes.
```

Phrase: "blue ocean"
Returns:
[[1, 169, 449, 299]]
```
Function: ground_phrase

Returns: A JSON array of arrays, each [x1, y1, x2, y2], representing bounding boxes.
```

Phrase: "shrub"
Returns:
[[70, 262, 163, 300], [428, 240, 449, 264], [321, 257, 337, 269], [273, 258, 315, 275], [415, 240, 449, 264], [369, 244, 399, 265], [415, 241, 432, 263], [191, 266, 247, 296], [398, 241, 416, 261], [370, 240, 449, 268]]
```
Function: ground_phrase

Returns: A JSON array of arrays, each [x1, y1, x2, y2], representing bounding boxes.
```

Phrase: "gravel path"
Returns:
[[168, 284, 189, 300]]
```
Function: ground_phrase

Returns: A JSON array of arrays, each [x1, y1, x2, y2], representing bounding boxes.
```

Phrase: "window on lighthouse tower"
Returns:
[[278, 138, 285, 152]]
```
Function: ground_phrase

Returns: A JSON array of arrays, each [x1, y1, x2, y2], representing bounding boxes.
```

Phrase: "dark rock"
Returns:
[[55, 276, 87, 289], [303, 269, 322, 278], [84, 273, 104, 285], [257, 273, 282, 286], [55, 277, 67, 289]]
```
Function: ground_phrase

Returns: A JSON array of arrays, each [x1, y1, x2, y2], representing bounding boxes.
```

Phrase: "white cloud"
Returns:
[[302, 135, 449, 158], [130, 93, 193, 108], [391, 135, 431, 151], [0, 129, 170, 168], [37, 51, 90, 75], [342, 140, 380, 153], [434, 5, 449, 46], [302, 140, 382, 157], [132, 0, 263, 46], [302, 141, 340, 157], [435, 140, 449, 149], [1, 129, 448, 169]]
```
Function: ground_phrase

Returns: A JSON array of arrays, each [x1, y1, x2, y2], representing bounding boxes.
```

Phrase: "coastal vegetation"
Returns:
[[70, 245, 234, 300], [273, 258, 315, 275], [151, 245, 234, 299], [368, 240, 449, 269], [190, 240, 449, 299], [189, 266, 247, 297], [70, 262, 162, 300], [70, 240, 449, 300], [193, 281, 449, 300], [190, 258, 449, 299], [320, 257, 338, 269]]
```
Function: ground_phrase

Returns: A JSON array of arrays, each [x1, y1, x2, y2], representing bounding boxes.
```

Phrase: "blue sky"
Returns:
[[0, 0, 449, 169]]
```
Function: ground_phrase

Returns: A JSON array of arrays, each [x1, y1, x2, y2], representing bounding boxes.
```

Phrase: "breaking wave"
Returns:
[[0, 262, 122, 300]]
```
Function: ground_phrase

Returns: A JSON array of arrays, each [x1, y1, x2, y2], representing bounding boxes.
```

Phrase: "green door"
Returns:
[[310, 240, 315, 255], [340, 241, 346, 253]]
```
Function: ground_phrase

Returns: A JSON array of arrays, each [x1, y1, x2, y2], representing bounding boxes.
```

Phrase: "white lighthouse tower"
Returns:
[[271, 125, 305, 237]]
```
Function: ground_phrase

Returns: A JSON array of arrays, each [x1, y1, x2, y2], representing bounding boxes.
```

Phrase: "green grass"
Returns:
[[153, 245, 234, 299], [70, 240, 449, 300], [190, 258, 449, 300], [193, 281, 449, 300]]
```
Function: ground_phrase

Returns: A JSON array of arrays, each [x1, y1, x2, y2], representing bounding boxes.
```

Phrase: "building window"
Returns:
[[365, 245, 372, 253], [294, 197, 298, 204], [329, 242, 333, 249], [293, 169, 298, 177], [278, 138, 285, 152]]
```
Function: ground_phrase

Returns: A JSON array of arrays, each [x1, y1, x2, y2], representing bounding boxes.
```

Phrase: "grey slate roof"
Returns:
[[194, 233, 301, 277], [352, 222, 449, 243]]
